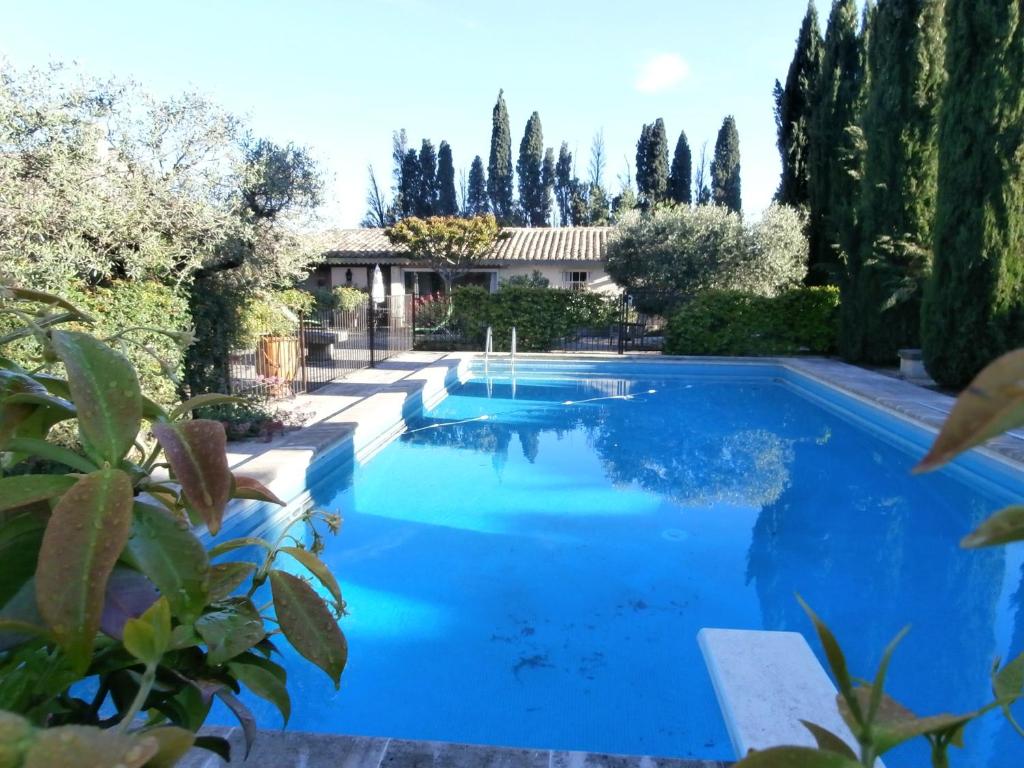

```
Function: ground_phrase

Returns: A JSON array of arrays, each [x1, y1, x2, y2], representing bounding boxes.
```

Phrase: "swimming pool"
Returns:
[[222, 360, 1024, 767]]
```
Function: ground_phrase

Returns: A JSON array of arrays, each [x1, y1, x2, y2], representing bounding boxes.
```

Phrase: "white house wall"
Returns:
[[500, 264, 621, 295]]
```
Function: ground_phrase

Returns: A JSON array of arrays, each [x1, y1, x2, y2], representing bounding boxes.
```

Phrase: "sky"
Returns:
[[1, 0, 837, 228]]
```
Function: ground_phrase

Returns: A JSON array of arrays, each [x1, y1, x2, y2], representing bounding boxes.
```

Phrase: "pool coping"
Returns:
[[197, 352, 1022, 767]]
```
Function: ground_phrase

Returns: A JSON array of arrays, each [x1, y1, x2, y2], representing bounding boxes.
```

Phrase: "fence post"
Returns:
[[410, 294, 416, 350], [368, 301, 376, 368], [617, 293, 626, 355], [298, 312, 308, 394]]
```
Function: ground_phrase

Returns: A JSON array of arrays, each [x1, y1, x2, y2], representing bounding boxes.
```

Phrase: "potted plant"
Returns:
[[239, 295, 301, 386]]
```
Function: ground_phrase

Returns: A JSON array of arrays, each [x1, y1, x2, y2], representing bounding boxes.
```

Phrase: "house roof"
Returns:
[[323, 226, 613, 265]]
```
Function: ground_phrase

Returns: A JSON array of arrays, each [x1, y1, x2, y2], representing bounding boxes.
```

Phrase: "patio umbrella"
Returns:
[[370, 264, 386, 305]]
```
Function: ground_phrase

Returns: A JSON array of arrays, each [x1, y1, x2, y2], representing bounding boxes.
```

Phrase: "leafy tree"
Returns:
[[711, 116, 742, 212], [589, 130, 607, 188], [808, 0, 864, 283], [922, 0, 1024, 387], [436, 140, 458, 216], [606, 204, 807, 313], [487, 89, 514, 222], [398, 149, 421, 219], [542, 147, 556, 226], [586, 183, 612, 224], [844, 0, 946, 364], [775, 1, 824, 207], [415, 139, 438, 217], [362, 164, 393, 227], [668, 129, 693, 205], [465, 155, 489, 216], [386, 214, 504, 294], [555, 142, 574, 225], [517, 111, 547, 226]]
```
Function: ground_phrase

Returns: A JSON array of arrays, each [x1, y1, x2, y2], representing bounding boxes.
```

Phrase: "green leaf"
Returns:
[[0, 475, 76, 513], [732, 746, 861, 768], [867, 625, 911, 726], [2, 438, 98, 474], [915, 349, 1024, 472], [208, 562, 256, 602], [799, 721, 857, 760], [270, 570, 347, 687], [192, 736, 231, 761], [123, 597, 171, 665], [0, 579, 47, 651], [152, 420, 231, 535], [279, 546, 344, 608], [797, 596, 862, 727], [169, 394, 243, 421], [993, 652, 1024, 737], [4, 286, 92, 318], [0, 710, 32, 766], [0, 505, 47, 608], [140, 726, 195, 768], [214, 687, 257, 758], [34, 468, 135, 673], [194, 598, 266, 666], [228, 654, 291, 725], [123, 502, 210, 624], [961, 505, 1024, 548], [21, 724, 157, 768], [231, 474, 285, 506], [208, 536, 273, 559], [3, 391, 76, 421], [51, 330, 143, 464]]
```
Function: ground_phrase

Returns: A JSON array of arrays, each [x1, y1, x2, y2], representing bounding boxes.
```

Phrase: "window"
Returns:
[[564, 271, 589, 291]]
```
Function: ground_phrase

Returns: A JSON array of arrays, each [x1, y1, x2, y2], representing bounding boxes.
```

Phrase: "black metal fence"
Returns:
[[227, 295, 414, 398]]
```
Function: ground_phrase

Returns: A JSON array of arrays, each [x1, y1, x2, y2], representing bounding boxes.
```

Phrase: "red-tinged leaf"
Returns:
[[208, 562, 256, 601], [799, 721, 857, 759], [169, 394, 243, 421], [915, 349, 1024, 473], [21, 725, 157, 768], [270, 570, 347, 687], [98, 566, 159, 640], [34, 468, 134, 672], [232, 474, 285, 506], [0, 475, 76, 512], [733, 746, 861, 768], [214, 688, 257, 758], [208, 536, 273, 559], [279, 546, 344, 608], [123, 502, 210, 623], [961, 505, 1024, 548], [51, 330, 142, 463], [152, 420, 231, 535]]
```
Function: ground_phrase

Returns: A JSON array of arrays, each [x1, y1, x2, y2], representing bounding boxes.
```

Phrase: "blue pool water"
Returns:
[[223, 361, 1024, 767]]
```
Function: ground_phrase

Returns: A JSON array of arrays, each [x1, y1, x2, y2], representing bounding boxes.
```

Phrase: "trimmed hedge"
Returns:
[[450, 286, 616, 352], [664, 287, 839, 356]]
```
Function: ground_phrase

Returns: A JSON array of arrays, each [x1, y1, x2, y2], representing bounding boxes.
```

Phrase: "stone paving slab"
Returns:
[[176, 728, 729, 768]]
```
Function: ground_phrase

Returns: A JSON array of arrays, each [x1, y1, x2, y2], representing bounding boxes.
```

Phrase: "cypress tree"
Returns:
[[415, 139, 438, 217], [635, 123, 652, 203], [555, 142, 573, 225], [775, 1, 824, 207], [436, 140, 458, 216], [644, 118, 670, 204], [517, 111, 546, 226], [398, 149, 420, 219], [668, 130, 692, 205], [845, 0, 946, 363], [487, 89, 514, 222], [466, 155, 489, 216], [808, 0, 863, 284], [541, 147, 556, 226], [922, 0, 1024, 387], [711, 116, 741, 212]]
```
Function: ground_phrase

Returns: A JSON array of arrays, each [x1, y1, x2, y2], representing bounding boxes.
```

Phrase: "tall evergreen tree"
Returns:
[[922, 0, 1024, 387], [466, 155, 489, 216], [542, 147, 556, 226], [844, 0, 945, 363], [398, 149, 420, 219], [775, 1, 824, 207], [517, 111, 547, 226], [436, 140, 458, 216], [391, 129, 409, 216], [808, 0, 863, 283], [634, 123, 652, 203], [642, 118, 670, 205], [487, 89, 514, 222], [668, 130, 693, 205], [555, 142, 574, 225], [415, 139, 438, 217], [711, 116, 741, 212]]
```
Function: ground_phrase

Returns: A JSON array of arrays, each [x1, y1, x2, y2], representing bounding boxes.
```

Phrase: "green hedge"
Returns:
[[450, 286, 616, 352], [664, 287, 839, 356]]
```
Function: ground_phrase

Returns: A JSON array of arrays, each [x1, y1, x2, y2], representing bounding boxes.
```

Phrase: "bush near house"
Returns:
[[664, 286, 839, 356], [450, 285, 616, 351]]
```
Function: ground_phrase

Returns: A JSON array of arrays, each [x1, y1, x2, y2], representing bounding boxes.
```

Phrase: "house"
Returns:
[[307, 226, 619, 298]]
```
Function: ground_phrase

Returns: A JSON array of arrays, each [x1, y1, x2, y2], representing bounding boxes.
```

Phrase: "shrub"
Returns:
[[501, 269, 550, 288], [332, 286, 369, 312], [277, 287, 316, 314], [237, 293, 299, 348], [449, 286, 616, 351], [606, 203, 808, 314], [664, 286, 839, 356]]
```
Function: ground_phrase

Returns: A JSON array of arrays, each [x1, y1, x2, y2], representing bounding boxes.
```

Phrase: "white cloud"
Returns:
[[634, 53, 691, 94]]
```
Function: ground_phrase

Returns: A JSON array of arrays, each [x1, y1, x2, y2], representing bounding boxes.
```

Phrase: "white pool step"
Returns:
[[698, 628, 883, 766]]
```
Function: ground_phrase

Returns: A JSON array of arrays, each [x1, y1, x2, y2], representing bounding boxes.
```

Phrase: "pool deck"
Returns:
[[198, 351, 1022, 767]]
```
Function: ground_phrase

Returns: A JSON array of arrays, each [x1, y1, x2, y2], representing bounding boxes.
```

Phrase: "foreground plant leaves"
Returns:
[[124, 502, 210, 623], [232, 474, 285, 506], [194, 597, 266, 666], [207, 562, 257, 601], [228, 653, 291, 725], [916, 349, 1024, 472], [0, 475, 76, 512], [279, 546, 344, 608], [51, 330, 143, 464], [98, 566, 160, 640], [152, 420, 231, 534], [799, 721, 857, 760], [961, 505, 1024, 548], [22, 723, 157, 768], [732, 746, 861, 768], [0, 370, 49, 446], [269, 570, 347, 687], [0, 503, 48, 607], [34, 468, 134, 672], [993, 652, 1024, 736]]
